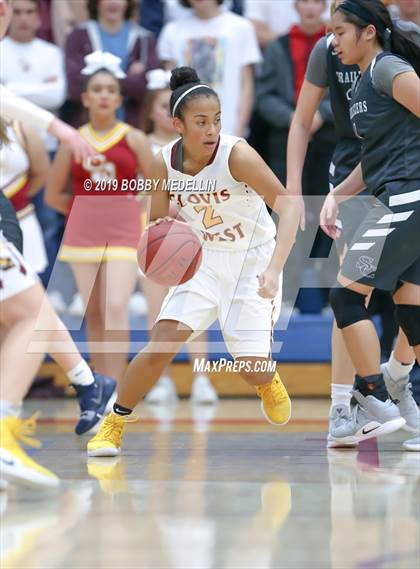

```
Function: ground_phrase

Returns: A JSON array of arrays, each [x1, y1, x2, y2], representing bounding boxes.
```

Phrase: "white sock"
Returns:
[[67, 360, 95, 386], [331, 383, 353, 410], [0, 400, 21, 419], [385, 351, 414, 382]]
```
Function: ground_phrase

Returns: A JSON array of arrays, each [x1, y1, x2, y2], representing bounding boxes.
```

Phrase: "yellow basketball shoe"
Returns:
[[256, 372, 292, 425], [87, 412, 130, 457], [0, 415, 60, 489]]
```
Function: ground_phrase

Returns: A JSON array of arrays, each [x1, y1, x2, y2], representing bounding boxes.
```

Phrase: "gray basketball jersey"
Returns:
[[326, 34, 361, 139], [350, 52, 420, 194]]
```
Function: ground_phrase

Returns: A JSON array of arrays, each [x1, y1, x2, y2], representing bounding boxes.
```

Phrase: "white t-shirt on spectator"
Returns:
[[244, 0, 298, 36], [157, 11, 261, 135], [163, 1, 233, 24], [0, 37, 66, 151], [244, 0, 330, 37]]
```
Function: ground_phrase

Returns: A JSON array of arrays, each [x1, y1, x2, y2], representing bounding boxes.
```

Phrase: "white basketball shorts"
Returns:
[[157, 240, 282, 359], [0, 236, 38, 302]]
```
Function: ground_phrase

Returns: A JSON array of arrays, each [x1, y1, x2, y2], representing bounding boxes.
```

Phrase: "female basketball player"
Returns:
[[0, 0, 116, 489], [319, 0, 420, 450], [141, 69, 218, 407], [287, 0, 418, 447], [46, 53, 153, 384], [87, 66, 300, 456]]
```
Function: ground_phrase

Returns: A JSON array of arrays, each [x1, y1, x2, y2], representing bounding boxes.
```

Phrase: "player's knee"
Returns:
[[104, 297, 129, 325], [149, 320, 192, 353], [394, 305, 420, 347], [329, 285, 369, 329], [85, 302, 102, 323]]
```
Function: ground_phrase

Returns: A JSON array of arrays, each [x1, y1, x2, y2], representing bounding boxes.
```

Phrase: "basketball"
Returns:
[[137, 219, 202, 286]]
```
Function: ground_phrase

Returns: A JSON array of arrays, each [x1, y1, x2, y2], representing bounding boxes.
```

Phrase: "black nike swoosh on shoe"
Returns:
[[362, 426, 380, 435]]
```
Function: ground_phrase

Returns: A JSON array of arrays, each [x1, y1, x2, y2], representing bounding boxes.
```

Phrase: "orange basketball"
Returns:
[[137, 219, 202, 286]]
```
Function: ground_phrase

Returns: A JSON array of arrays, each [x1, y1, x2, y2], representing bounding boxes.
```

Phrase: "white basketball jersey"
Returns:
[[161, 134, 276, 250]]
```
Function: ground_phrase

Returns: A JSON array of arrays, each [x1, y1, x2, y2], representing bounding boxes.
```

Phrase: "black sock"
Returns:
[[113, 403, 132, 416], [354, 374, 389, 402]]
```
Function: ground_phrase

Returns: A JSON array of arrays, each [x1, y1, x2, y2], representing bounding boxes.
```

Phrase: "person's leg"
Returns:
[[87, 320, 193, 456], [381, 326, 418, 434], [392, 283, 420, 448], [0, 284, 49, 404], [392, 328, 416, 366], [32, 188, 65, 288], [71, 262, 105, 373], [116, 320, 193, 410], [187, 332, 218, 405], [329, 276, 405, 443], [0, 283, 59, 488], [330, 321, 354, 407], [138, 275, 178, 404], [100, 259, 138, 382]]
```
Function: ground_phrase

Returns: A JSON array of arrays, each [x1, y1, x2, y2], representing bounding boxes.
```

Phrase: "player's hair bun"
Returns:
[[170, 67, 200, 91]]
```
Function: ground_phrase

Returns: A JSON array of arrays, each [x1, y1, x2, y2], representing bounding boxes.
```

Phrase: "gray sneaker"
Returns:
[[381, 364, 420, 434], [403, 436, 420, 452], [327, 405, 358, 448], [328, 394, 406, 446]]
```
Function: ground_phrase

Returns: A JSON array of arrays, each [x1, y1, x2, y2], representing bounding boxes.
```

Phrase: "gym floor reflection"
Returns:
[[1, 399, 419, 569]]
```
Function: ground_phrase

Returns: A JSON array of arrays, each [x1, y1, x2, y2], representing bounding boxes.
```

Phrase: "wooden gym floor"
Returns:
[[1, 398, 419, 569]]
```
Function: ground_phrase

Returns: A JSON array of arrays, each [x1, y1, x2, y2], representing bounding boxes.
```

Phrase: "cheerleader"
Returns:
[[46, 52, 154, 383]]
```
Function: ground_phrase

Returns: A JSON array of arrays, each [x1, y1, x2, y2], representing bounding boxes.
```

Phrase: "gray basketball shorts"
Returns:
[[340, 180, 420, 291]]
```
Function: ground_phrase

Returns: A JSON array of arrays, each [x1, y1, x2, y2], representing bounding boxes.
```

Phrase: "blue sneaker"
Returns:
[[73, 374, 117, 435]]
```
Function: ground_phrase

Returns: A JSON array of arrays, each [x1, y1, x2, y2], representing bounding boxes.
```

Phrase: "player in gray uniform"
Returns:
[[321, 0, 420, 451], [287, 0, 418, 448]]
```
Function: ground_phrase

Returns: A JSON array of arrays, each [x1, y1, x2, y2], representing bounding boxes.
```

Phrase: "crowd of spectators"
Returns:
[[1, 0, 418, 323]]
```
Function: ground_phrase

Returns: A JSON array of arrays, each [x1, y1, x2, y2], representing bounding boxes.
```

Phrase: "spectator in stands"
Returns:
[[157, 0, 260, 137], [51, 0, 89, 48], [255, 0, 335, 310], [0, 0, 67, 287], [65, 0, 159, 128], [391, 0, 420, 24], [244, 0, 300, 49], [140, 0, 242, 37], [0, 0, 66, 147], [35, 0, 52, 42]]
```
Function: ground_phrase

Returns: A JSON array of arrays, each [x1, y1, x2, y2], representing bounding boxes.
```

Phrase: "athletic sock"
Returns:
[[354, 374, 388, 402], [330, 383, 353, 411], [113, 403, 132, 417], [67, 360, 95, 386], [385, 351, 414, 382], [0, 401, 21, 419]]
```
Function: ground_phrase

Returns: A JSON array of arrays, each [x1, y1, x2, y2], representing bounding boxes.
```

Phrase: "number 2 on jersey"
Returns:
[[194, 205, 223, 229]]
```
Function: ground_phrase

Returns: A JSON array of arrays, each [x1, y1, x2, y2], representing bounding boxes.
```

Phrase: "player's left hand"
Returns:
[[320, 194, 341, 240], [257, 268, 280, 299]]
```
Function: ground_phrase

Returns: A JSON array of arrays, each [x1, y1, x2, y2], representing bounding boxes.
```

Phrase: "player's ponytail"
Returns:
[[389, 23, 420, 76], [336, 0, 420, 75], [169, 66, 219, 119]]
